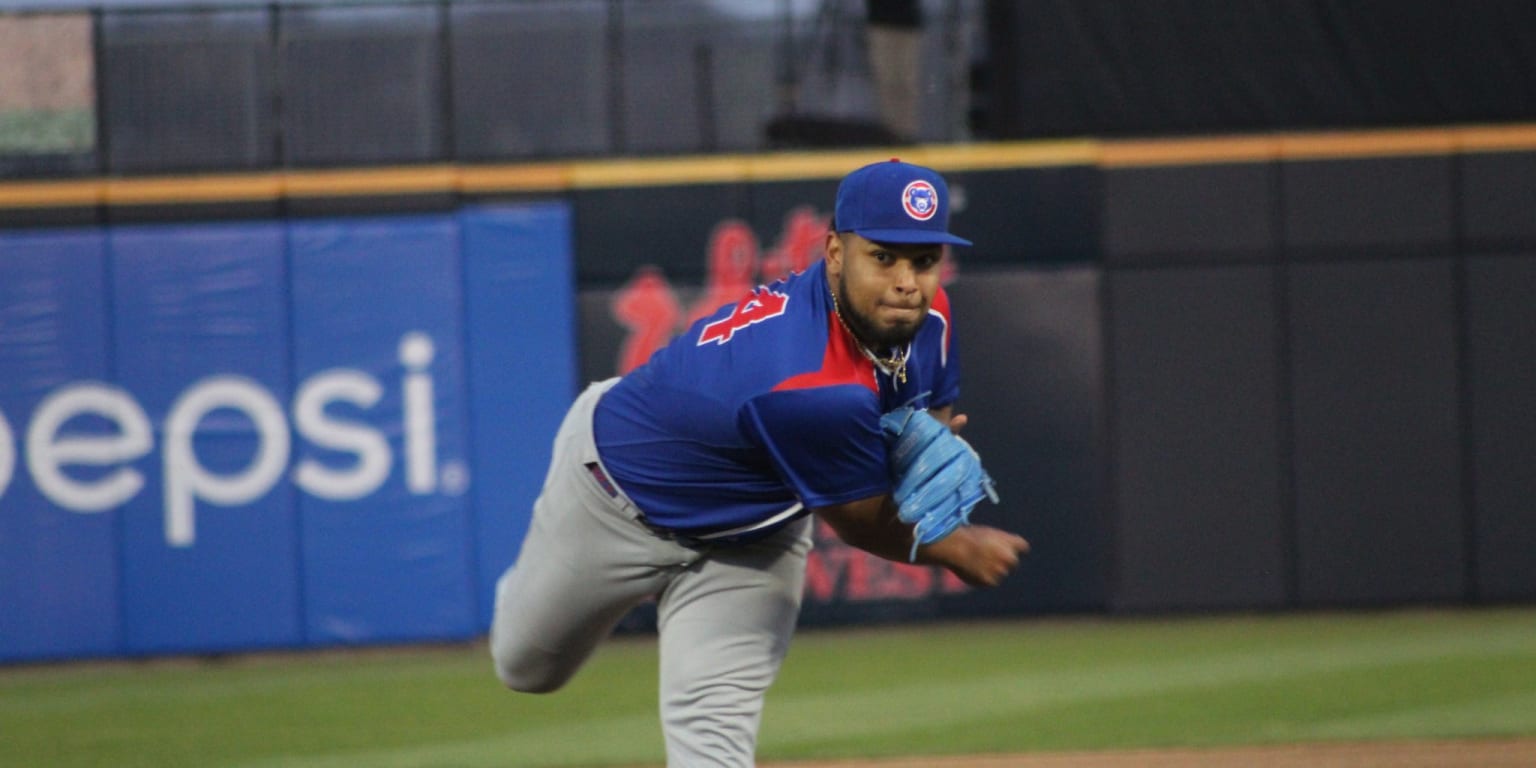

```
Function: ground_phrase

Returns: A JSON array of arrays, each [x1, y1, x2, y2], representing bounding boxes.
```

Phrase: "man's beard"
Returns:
[[836, 273, 924, 350]]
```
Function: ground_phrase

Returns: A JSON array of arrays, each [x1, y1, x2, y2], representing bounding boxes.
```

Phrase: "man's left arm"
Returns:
[[813, 493, 1027, 588]]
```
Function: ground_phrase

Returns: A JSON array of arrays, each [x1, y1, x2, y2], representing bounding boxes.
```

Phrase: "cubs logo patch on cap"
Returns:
[[833, 159, 971, 246], [902, 180, 938, 221]]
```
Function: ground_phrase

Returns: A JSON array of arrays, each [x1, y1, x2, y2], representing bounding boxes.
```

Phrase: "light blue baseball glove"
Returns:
[[879, 406, 1000, 561]]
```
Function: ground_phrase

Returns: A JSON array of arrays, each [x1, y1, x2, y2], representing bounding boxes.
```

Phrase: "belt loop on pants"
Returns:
[[585, 461, 622, 501], [583, 461, 715, 550]]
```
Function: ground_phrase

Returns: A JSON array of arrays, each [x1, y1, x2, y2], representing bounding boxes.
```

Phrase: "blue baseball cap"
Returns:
[[833, 159, 971, 246]]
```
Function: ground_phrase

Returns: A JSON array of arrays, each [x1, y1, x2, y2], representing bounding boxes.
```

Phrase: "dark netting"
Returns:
[[618, 1, 782, 155], [100, 9, 273, 173], [279, 4, 445, 167], [986, 0, 1536, 138], [450, 0, 611, 160]]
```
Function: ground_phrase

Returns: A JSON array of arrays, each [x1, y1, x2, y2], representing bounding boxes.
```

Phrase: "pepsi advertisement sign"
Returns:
[[0, 204, 575, 660]]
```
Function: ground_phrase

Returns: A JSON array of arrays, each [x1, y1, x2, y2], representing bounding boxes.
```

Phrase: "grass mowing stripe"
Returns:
[[2, 610, 1533, 767], [940, 652, 1536, 752], [230, 711, 667, 768], [0, 641, 665, 768], [1296, 689, 1536, 741], [755, 614, 1536, 758], [760, 614, 1536, 751]]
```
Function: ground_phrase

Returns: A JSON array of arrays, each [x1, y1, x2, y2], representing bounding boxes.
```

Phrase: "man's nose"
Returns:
[[891, 260, 918, 291]]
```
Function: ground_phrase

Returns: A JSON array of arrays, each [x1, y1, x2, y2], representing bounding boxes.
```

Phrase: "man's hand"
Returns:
[[816, 406, 1027, 587], [814, 499, 1029, 588], [918, 407, 1028, 586], [916, 524, 1029, 587], [930, 406, 967, 434]]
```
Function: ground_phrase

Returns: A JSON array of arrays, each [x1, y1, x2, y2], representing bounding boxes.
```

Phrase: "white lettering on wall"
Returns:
[[0, 408, 13, 500], [164, 376, 290, 547], [25, 384, 153, 512], [0, 332, 458, 547], [293, 371, 390, 501], [400, 332, 438, 494]]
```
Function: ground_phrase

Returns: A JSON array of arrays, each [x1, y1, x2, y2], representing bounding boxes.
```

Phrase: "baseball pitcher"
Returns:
[[491, 159, 1028, 766]]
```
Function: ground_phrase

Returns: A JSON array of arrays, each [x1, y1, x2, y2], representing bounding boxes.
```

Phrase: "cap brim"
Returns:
[[852, 228, 973, 247]]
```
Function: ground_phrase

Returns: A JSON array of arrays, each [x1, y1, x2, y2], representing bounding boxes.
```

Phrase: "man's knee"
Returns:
[[495, 666, 565, 695], [491, 642, 573, 694]]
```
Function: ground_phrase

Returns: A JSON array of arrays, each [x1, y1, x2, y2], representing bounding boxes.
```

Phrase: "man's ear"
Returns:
[[824, 232, 843, 276]]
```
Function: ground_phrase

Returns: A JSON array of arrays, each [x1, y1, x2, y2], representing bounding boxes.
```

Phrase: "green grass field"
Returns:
[[3, 608, 1534, 767]]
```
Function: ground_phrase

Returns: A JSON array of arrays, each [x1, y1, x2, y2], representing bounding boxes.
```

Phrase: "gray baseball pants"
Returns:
[[491, 378, 813, 767]]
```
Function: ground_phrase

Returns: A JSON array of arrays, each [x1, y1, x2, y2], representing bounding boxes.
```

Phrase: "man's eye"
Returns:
[[872, 251, 894, 263]]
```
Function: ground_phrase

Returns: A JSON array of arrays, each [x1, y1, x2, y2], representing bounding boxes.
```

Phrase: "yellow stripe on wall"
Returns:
[[566, 155, 752, 188], [1278, 128, 1457, 161], [1099, 136, 1280, 168], [1457, 124, 1536, 153], [1, 123, 1535, 210], [913, 139, 1099, 170], [457, 163, 570, 193], [282, 165, 458, 198], [0, 179, 100, 208], [104, 173, 282, 205]]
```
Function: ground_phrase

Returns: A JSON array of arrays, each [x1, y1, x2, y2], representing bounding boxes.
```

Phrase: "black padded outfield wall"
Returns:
[[1105, 266, 1289, 612], [1465, 255, 1536, 602], [1099, 131, 1536, 611], [1286, 258, 1464, 606], [1282, 150, 1464, 607], [1460, 149, 1536, 603]]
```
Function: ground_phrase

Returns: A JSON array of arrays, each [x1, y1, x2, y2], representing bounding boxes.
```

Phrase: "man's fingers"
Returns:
[[947, 413, 969, 433]]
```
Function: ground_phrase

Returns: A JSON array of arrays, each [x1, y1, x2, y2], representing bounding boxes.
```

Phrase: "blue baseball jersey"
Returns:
[[592, 259, 960, 539]]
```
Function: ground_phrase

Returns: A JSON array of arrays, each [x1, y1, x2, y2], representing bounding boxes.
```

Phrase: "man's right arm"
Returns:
[[812, 495, 1029, 588]]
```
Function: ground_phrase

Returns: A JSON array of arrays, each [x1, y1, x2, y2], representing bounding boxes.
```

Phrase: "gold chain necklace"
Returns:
[[830, 288, 909, 384]]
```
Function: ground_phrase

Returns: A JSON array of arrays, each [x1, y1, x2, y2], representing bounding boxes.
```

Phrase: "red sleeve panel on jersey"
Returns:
[[926, 286, 960, 408], [747, 315, 887, 507], [931, 286, 953, 366], [771, 314, 878, 394]]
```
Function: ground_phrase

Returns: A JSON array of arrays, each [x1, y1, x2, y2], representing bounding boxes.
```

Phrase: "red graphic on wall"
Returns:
[[610, 206, 830, 374], [612, 267, 683, 376]]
